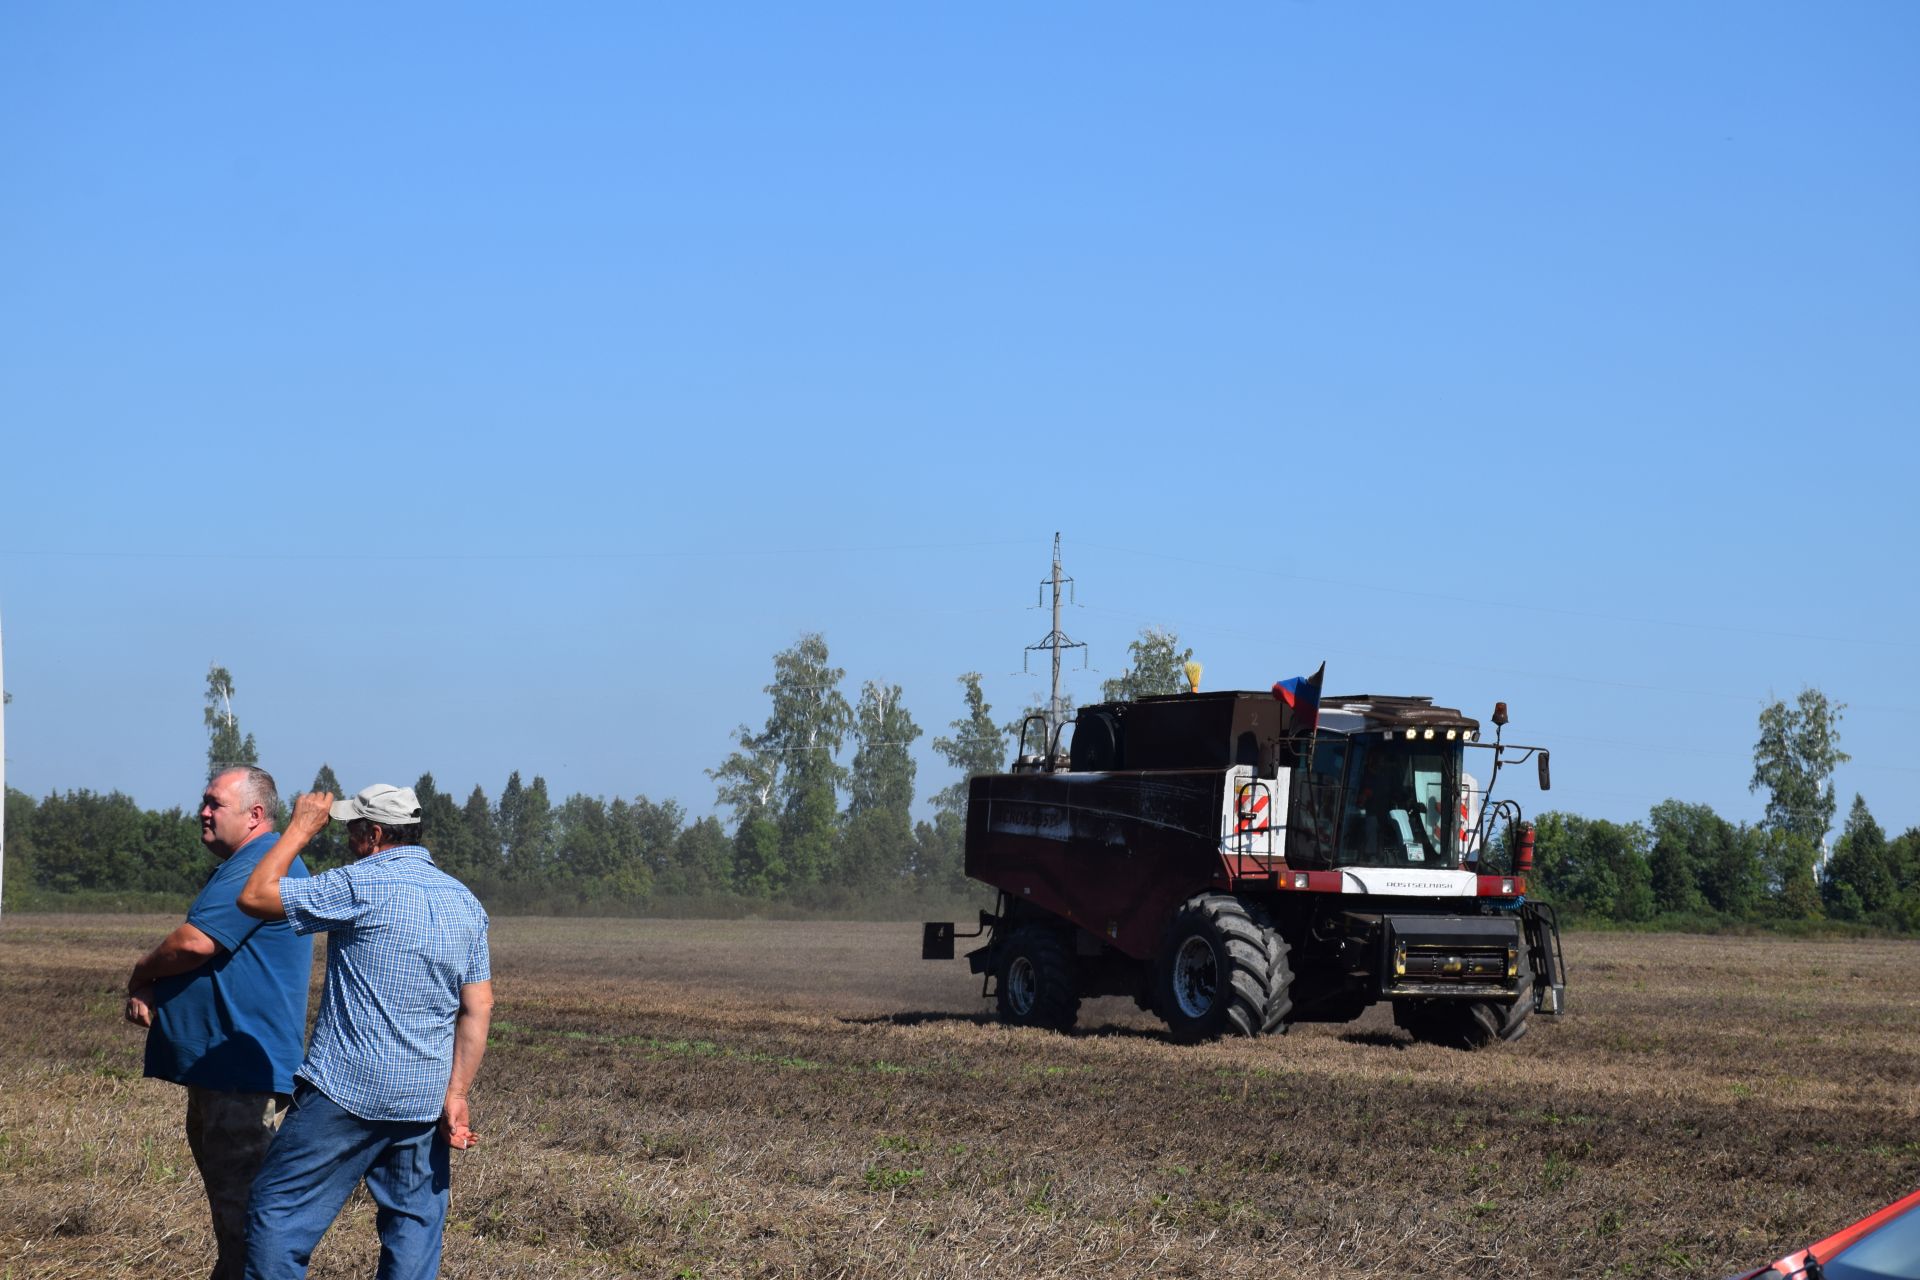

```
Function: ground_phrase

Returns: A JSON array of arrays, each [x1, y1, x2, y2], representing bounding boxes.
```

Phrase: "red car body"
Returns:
[[1730, 1185, 1920, 1280]]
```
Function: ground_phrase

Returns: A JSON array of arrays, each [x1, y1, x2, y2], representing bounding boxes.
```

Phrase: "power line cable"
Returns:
[[1534, 730, 1919, 774], [1070, 601, 1920, 717], [1069, 539, 1919, 651], [0, 537, 1040, 564]]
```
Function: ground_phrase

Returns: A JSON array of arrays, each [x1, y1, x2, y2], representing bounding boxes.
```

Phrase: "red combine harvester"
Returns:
[[923, 678, 1567, 1048]]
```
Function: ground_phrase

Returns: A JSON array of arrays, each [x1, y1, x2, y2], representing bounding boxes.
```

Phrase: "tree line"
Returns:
[[4, 650, 1914, 931], [4, 647, 1003, 914], [1519, 688, 1920, 930]]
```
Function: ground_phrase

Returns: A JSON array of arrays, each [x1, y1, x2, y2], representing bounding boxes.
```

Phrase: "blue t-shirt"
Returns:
[[144, 832, 314, 1094]]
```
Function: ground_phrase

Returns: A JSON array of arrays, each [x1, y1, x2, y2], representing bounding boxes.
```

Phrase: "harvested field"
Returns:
[[2, 915, 1917, 1278]]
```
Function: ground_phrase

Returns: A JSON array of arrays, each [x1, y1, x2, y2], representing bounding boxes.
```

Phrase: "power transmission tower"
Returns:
[[1023, 532, 1087, 755]]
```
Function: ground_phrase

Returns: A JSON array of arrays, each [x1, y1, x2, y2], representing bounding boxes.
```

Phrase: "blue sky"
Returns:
[[3, 3, 1916, 840]]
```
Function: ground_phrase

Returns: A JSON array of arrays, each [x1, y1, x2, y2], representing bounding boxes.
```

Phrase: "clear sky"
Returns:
[[2, 3, 1916, 840]]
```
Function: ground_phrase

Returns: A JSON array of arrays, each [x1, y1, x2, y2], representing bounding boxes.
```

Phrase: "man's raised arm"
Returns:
[[239, 792, 334, 920]]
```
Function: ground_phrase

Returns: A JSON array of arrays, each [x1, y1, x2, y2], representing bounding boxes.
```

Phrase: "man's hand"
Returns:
[[286, 792, 336, 841], [440, 1096, 477, 1150], [241, 793, 331, 919], [445, 980, 491, 1149], [125, 987, 155, 1028]]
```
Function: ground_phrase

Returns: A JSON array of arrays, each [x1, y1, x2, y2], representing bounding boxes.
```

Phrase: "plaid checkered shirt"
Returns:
[[279, 846, 491, 1123]]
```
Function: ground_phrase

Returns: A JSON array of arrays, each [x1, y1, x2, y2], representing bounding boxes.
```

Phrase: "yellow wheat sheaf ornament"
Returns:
[[1183, 660, 1203, 693]]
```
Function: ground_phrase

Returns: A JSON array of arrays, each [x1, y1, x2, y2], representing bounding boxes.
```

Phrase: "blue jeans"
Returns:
[[244, 1082, 450, 1280]]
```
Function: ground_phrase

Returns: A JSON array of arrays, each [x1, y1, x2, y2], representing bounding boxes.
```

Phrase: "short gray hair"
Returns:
[[213, 765, 280, 817]]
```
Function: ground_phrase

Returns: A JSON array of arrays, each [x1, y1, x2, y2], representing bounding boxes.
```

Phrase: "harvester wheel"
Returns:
[[1155, 895, 1292, 1043], [995, 927, 1080, 1033], [1393, 947, 1535, 1050]]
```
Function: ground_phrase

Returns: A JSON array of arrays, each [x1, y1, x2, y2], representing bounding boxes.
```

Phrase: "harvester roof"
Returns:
[[1317, 694, 1480, 735]]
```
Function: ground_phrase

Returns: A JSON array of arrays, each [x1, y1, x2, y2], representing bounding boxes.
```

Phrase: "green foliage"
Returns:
[[11, 788, 206, 895], [731, 816, 782, 898], [931, 674, 1005, 809], [1890, 828, 1920, 930], [29, 789, 147, 893], [139, 807, 206, 890], [202, 664, 259, 775], [1530, 812, 1653, 922], [708, 723, 777, 826], [846, 682, 920, 820], [837, 807, 911, 891], [1891, 827, 1920, 889], [1750, 688, 1848, 846], [460, 786, 502, 878], [1823, 794, 1896, 921], [499, 772, 554, 880], [782, 783, 840, 889], [837, 681, 921, 889], [1646, 799, 1764, 917], [766, 635, 853, 886], [294, 765, 350, 870], [1757, 827, 1824, 920], [923, 673, 1003, 892], [662, 814, 731, 897], [543, 793, 657, 903], [622, 795, 686, 883], [4, 788, 39, 909], [1707, 826, 1771, 920], [911, 810, 968, 897], [554, 793, 616, 880], [413, 772, 470, 874], [1528, 795, 1880, 928], [1646, 799, 1709, 914], [710, 634, 853, 892], [496, 770, 525, 858], [1099, 626, 1193, 702]]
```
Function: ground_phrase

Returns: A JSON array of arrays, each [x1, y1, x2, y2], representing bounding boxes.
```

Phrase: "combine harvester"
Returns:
[[924, 668, 1566, 1048]]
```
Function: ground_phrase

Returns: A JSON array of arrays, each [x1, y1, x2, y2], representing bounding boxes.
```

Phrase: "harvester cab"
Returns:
[[923, 676, 1568, 1047]]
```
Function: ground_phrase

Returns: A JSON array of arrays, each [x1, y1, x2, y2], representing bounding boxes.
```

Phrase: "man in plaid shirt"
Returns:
[[237, 783, 494, 1280]]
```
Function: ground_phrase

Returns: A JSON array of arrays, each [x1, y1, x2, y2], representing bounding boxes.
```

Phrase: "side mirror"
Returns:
[[1537, 750, 1551, 791], [1492, 701, 1509, 727]]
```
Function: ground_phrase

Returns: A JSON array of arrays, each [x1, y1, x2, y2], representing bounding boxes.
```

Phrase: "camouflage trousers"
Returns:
[[184, 1087, 289, 1280]]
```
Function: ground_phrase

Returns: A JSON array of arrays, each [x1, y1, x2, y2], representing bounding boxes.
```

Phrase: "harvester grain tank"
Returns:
[[922, 675, 1566, 1048]]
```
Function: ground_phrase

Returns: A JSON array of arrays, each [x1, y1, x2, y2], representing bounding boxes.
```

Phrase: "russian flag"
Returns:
[[1271, 662, 1326, 733]]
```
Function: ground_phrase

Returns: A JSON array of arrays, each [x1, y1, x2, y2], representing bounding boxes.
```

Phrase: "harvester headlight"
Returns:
[[1292, 872, 1309, 890], [1507, 947, 1518, 979], [1501, 878, 1515, 896], [1423, 728, 1435, 740], [1405, 729, 1417, 740], [1445, 728, 1457, 740], [1394, 942, 1406, 977], [1463, 730, 1476, 742]]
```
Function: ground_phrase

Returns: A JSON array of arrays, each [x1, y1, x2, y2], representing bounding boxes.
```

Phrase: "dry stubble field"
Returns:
[[2, 915, 1917, 1279]]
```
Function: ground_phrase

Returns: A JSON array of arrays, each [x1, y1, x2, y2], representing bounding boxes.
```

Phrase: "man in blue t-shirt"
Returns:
[[126, 766, 313, 1280]]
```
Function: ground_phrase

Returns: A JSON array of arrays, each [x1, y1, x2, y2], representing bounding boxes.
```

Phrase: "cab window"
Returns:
[[1337, 739, 1461, 869]]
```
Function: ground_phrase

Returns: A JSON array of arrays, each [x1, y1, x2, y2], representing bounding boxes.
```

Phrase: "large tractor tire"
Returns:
[[1156, 894, 1292, 1043], [995, 926, 1080, 1032], [1394, 947, 1535, 1050]]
